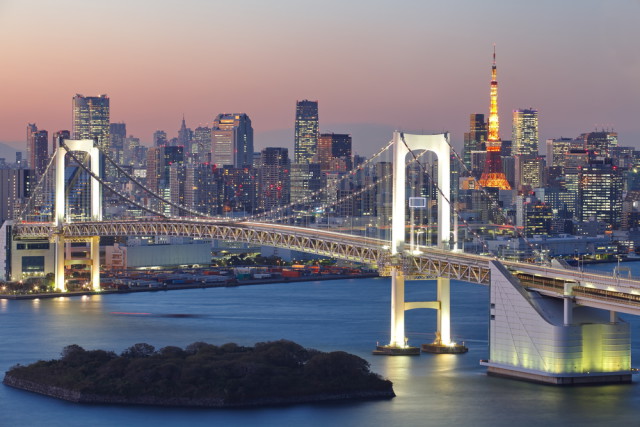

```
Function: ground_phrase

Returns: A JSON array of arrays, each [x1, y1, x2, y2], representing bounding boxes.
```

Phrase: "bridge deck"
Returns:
[[12, 219, 640, 313]]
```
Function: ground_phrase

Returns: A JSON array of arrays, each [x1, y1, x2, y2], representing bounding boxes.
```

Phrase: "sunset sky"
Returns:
[[0, 0, 638, 157]]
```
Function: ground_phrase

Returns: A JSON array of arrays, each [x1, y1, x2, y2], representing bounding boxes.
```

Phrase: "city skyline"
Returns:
[[0, 1, 638, 157]]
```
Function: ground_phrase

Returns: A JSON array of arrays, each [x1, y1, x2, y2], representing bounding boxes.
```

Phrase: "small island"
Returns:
[[3, 340, 394, 407]]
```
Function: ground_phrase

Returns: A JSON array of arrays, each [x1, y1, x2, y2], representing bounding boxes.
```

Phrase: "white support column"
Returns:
[[610, 311, 617, 324], [563, 282, 573, 326], [563, 297, 573, 326], [90, 236, 100, 291], [55, 149, 65, 227], [390, 267, 406, 347], [437, 277, 451, 345], [54, 235, 66, 292]]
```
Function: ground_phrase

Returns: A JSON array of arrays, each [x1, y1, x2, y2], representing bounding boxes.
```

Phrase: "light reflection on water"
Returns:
[[1, 272, 640, 426]]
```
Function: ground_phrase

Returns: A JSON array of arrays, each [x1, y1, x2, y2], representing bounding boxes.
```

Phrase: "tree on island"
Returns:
[[4, 340, 394, 407]]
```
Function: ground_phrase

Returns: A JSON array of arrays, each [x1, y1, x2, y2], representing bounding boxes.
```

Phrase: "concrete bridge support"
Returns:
[[481, 261, 631, 384]]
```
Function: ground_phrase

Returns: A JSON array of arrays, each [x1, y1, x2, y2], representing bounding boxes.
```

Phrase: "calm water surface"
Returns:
[[2, 263, 640, 426]]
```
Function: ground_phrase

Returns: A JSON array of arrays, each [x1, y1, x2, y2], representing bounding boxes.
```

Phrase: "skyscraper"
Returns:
[[211, 113, 253, 168], [26, 123, 38, 170], [31, 130, 48, 178], [463, 114, 487, 172], [153, 130, 167, 147], [177, 116, 192, 151], [294, 100, 319, 164], [72, 94, 110, 152], [193, 126, 212, 161], [258, 147, 290, 211], [110, 122, 126, 164], [577, 158, 623, 229], [512, 108, 539, 156], [317, 133, 352, 172], [478, 48, 511, 190], [580, 131, 618, 156], [52, 130, 70, 156]]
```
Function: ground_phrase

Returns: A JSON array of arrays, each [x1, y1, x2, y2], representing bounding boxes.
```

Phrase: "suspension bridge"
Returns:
[[6, 132, 640, 384]]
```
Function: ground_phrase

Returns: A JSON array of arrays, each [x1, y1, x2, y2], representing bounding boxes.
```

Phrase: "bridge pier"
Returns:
[[481, 261, 631, 384], [390, 268, 405, 348], [54, 235, 66, 292]]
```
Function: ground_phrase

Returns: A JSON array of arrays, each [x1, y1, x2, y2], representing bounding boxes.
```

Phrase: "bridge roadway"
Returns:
[[13, 219, 640, 315]]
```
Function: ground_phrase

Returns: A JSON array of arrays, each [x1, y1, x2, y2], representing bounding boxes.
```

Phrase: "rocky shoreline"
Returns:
[[3, 374, 394, 408]]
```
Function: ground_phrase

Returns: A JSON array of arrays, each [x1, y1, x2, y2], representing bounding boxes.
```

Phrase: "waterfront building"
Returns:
[[72, 94, 110, 152], [478, 49, 511, 190], [294, 100, 319, 164], [211, 113, 253, 168], [512, 108, 538, 156]]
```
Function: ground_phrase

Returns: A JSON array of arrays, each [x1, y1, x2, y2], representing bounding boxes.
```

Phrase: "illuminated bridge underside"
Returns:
[[14, 220, 640, 314]]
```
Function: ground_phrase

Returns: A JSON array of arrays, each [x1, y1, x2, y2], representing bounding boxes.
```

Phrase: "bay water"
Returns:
[[1, 263, 640, 426]]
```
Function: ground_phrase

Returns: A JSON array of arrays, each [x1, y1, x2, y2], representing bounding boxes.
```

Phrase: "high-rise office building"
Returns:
[[27, 125, 48, 177], [52, 130, 70, 156], [211, 113, 253, 168], [72, 94, 110, 152], [0, 168, 33, 225], [478, 48, 511, 190], [318, 133, 352, 172], [290, 163, 321, 206], [515, 155, 544, 193], [512, 109, 539, 156], [546, 137, 583, 167], [153, 130, 167, 147], [185, 164, 224, 216], [31, 130, 48, 178], [177, 116, 192, 151], [193, 126, 212, 161], [580, 131, 618, 156], [26, 123, 38, 170], [110, 122, 126, 165], [146, 146, 184, 194], [463, 114, 487, 172], [294, 100, 319, 164], [258, 147, 290, 211], [577, 158, 623, 229]]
